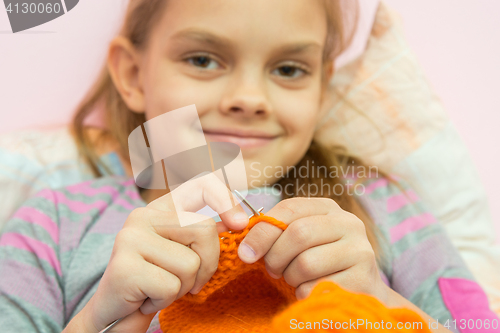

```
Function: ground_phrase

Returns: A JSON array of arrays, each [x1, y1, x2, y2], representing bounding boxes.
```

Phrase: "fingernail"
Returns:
[[239, 242, 256, 260], [190, 285, 203, 295], [266, 268, 280, 279], [233, 212, 249, 224]]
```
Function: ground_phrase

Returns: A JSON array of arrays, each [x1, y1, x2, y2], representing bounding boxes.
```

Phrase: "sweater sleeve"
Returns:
[[0, 189, 65, 332], [357, 176, 499, 332]]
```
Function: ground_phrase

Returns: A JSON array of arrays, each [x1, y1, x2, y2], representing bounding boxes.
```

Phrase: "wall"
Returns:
[[0, 0, 127, 132]]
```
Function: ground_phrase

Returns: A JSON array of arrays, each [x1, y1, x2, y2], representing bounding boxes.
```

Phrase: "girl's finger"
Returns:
[[266, 197, 338, 224], [215, 221, 230, 233], [281, 239, 359, 288], [132, 230, 207, 297], [294, 262, 382, 301], [121, 210, 220, 296], [106, 309, 157, 333], [147, 172, 249, 230], [239, 197, 339, 263], [134, 260, 183, 315], [293, 278, 329, 301], [263, 214, 347, 278]]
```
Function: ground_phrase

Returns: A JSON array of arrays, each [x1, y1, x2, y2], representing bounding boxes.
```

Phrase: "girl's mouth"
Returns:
[[202, 128, 279, 148]]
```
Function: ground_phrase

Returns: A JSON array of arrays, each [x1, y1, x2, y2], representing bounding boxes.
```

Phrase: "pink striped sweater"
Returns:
[[0, 175, 498, 332]]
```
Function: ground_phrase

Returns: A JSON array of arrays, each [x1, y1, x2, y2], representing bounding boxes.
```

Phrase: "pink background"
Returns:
[[0, 0, 499, 240]]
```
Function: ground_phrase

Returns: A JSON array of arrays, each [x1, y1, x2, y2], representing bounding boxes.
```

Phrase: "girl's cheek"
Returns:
[[143, 82, 193, 120], [277, 104, 319, 138], [153, 73, 225, 118]]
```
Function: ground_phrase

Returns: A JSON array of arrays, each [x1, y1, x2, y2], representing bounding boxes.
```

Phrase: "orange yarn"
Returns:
[[272, 281, 432, 332], [158, 214, 431, 333]]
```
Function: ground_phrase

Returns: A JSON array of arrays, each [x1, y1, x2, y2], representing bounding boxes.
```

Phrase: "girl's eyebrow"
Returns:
[[275, 42, 322, 56], [170, 28, 234, 50], [170, 28, 322, 55]]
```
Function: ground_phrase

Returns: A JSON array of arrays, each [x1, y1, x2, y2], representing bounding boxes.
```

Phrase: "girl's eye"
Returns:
[[185, 54, 219, 70], [273, 64, 309, 79]]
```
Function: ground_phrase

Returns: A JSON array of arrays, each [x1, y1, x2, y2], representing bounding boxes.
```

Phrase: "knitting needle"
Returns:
[[99, 317, 122, 333], [233, 190, 264, 218]]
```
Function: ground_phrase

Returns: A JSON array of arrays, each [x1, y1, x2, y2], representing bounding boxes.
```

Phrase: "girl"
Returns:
[[0, 0, 497, 332]]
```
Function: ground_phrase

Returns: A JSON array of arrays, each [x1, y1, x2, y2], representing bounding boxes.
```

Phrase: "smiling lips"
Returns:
[[203, 128, 279, 148]]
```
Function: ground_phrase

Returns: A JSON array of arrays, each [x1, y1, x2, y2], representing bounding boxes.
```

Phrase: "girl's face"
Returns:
[[118, 0, 332, 188]]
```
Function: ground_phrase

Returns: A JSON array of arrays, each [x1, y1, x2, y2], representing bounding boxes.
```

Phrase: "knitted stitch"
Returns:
[[159, 213, 296, 332], [158, 214, 430, 333], [184, 213, 290, 303]]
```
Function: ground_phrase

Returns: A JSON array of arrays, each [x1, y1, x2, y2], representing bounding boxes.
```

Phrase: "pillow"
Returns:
[[315, 1, 500, 315], [335, 0, 380, 70]]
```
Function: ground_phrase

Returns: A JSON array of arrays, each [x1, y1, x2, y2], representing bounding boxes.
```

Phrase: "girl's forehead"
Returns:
[[152, 0, 327, 53], [168, 27, 323, 56]]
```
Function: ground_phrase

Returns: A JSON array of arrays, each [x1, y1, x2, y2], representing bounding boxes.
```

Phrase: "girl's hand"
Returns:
[[76, 174, 249, 333], [237, 197, 389, 304]]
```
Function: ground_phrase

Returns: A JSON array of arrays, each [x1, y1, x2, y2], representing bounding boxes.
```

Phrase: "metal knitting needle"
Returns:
[[233, 190, 264, 218], [99, 317, 123, 333]]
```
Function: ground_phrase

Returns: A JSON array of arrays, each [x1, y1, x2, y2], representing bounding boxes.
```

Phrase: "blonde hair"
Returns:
[[71, 0, 389, 260]]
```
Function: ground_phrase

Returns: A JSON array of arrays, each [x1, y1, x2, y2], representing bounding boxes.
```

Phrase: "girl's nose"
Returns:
[[219, 76, 272, 118]]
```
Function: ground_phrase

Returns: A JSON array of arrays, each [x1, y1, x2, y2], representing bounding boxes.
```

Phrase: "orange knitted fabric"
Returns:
[[272, 281, 432, 332], [158, 214, 431, 333]]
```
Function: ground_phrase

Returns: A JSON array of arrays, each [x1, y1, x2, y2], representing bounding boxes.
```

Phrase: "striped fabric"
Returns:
[[0, 127, 127, 234], [0, 176, 497, 332]]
